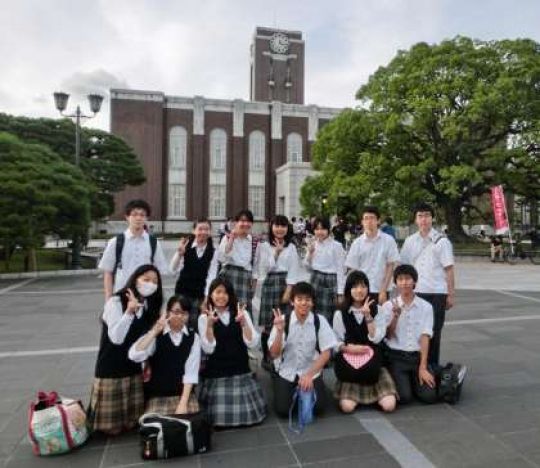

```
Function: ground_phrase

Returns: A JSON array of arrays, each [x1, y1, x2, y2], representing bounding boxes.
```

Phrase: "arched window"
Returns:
[[287, 132, 302, 163], [209, 128, 227, 218], [248, 131, 265, 219], [167, 126, 187, 218]]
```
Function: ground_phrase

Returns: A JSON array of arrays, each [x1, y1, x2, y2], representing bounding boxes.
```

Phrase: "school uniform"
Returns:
[[88, 296, 153, 432], [198, 309, 266, 427], [345, 230, 399, 300], [170, 240, 219, 327], [217, 235, 255, 309], [129, 325, 201, 414], [98, 229, 169, 291], [303, 238, 346, 322], [380, 296, 438, 404], [254, 242, 301, 328], [400, 228, 454, 366], [268, 311, 338, 418], [332, 308, 397, 405]]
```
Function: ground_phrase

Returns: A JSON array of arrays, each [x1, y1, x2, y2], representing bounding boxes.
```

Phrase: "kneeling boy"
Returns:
[[268, 282, 338, 417]]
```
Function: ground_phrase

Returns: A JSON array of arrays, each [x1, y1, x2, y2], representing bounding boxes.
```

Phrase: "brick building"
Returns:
[[108, 27, 342, 232]]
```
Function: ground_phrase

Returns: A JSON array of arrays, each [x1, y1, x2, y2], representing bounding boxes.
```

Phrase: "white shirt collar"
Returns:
[[125, 228, 148, 240], [163, 324, 189, 336], [361, 229, 381, 241], [291, 310, 314, 326]]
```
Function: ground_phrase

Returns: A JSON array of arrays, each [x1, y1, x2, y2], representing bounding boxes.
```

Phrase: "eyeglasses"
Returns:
[[169, 309, 189, 315]]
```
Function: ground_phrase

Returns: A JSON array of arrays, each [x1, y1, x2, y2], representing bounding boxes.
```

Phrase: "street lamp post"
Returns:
[[53, 91, 103, 269]]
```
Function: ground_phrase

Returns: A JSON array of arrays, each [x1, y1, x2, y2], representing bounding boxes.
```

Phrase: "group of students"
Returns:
[[88, 198, 458, 435]]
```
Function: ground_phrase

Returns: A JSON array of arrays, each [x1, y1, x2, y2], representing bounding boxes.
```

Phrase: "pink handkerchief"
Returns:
[[342, 348, 374, 369]]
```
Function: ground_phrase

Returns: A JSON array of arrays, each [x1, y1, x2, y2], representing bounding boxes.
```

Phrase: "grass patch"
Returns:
[[0, 249, 96, 273]]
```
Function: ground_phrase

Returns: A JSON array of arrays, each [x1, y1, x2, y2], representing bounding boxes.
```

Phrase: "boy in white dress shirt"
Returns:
[[268, 282, 338, 417]]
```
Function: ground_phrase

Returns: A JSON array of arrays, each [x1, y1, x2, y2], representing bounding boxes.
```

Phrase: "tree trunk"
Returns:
[[28, 248, 37, 272], [443, 202, 468, 242]]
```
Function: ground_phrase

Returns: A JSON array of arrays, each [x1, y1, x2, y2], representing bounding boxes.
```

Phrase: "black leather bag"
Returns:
[[139, 412, 212, 459], [438, 363, 466, 404], [333, 346, 382, 385]]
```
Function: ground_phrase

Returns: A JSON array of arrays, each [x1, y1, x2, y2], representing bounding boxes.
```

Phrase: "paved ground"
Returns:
[[0, 261, 539, 467]]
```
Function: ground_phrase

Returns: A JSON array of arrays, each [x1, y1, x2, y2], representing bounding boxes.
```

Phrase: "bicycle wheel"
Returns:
[[505, 252, 517, 265], [529, 252, 540, 265]]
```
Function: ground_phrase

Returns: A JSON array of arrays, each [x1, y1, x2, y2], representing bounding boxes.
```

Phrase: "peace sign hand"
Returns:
[[391, 298, 401, 318], [126, 289, 143, 315], [177, 237, 189, 256], [272, 239, 285, 255], [204, 306, 219, 327], [273, 308, 285, 332], [360, 297, 375, 316], [152, 311, 168, 336], [235, 303, 248, 327]]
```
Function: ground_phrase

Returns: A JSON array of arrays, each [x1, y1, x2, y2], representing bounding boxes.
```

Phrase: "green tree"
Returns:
[[0, 133, 91, 271], [306, 37, 540, 238], [0, 113, 145, 220]]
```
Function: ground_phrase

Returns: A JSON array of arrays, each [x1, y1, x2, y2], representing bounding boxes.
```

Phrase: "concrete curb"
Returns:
[[0, 269, 100, 280]]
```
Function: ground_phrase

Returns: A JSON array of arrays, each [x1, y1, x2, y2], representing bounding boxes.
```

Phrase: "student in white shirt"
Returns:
[[198, 278, 266, 427], [88, 264, 163, 434], [170, 218, 219, 327], [345, 206, 399, 305], [129, 295, 201, 415], [268, 282, 338, 418], [379, 265, 437, 404], [399, 202, 455, 368], [98, 199, 169, 301], [217, 209, 256, 311], [303, 217, 346, 322]]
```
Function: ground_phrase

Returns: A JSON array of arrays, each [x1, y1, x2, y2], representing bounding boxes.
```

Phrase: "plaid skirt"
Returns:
[[199, 372, 267, 427], [88, 374, 144, 433], [334, 367, 397, 405], [311, 270, 337, 322], [219, 265, 253, 309], [145, 393, 200, 414], [259, 271, 288, 328]]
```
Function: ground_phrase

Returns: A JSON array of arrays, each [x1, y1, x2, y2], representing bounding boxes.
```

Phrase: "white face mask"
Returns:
[[137, 281, 158, 297]]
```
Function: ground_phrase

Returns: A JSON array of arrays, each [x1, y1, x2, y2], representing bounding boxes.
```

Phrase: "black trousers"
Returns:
[[416, 293, 447, 367], [385, 349, 437, 405], [272, 373, 328, 418]]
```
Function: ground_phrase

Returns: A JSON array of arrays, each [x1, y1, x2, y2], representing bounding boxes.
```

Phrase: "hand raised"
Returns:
[[126, 289, 142, 315], [273, 308, 285, 332], [361, 297, 375, 316], [391, 299, 401, 318], [152, 311, 168, 335], [204, 306, 219, 326], [235, 302, 248, 327], [177, 237, 189, 256]]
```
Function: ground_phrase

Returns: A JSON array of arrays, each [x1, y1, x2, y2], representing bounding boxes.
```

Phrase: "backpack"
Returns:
[[438, 362, 467, 404], [113, 232, 158, 277]]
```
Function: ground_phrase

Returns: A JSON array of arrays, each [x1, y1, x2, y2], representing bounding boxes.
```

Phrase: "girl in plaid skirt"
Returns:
[[129, 295, 201, 415], [303, 217, 346, 322], [198, 278, 266, 427], [333, 271, 397, 413], [88, 264, 163, 435]]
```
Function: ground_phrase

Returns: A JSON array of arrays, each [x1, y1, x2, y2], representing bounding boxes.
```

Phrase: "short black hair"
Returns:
[[290, 282, 315, 300], [207, 277, 239, 313], [166, 294, 192, 313], [393, 264, 418, 284], [413, 202, 434, 217], [234, 209, 254, 223], [312, 217, 331, 232], [125, 199, 151, 217], [362, 205, 380, 219], [268, 215, 293, 246], [192, 217, 211, 228]]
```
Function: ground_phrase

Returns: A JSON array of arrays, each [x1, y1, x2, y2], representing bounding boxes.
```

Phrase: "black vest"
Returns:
[[204, 312, 250, 379], [175, 242, 215, 299], [342, 307, 378, 346], [95, 313, 151, 378], [145, 330, 195, 398]]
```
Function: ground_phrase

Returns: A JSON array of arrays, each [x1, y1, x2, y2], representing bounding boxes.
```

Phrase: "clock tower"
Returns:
[[250, 27, 305, 104]]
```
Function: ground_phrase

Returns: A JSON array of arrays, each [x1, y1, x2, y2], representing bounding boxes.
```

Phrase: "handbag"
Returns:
[[28, 391, 89, 456], [334, 345, 382, 385], [139, 412, 212, 459], [288, 388, 317, 434]]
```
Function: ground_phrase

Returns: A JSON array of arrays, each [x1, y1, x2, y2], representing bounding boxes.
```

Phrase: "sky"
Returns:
[[1, 0, 540, 131]]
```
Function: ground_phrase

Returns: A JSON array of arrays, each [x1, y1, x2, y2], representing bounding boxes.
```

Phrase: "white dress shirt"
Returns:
[[102, 296, 145, 345], [217, 235, 253, 271], [345, 230, 399, 292], [98, 229, 169, 290], [303, 237, 346, 294], [380, 295, 434, 352], [170, 240, 219, 296], [400, 228, 454, 294], [254, 242, 301, 285], [332, 307, 387, 351], [268, 311, 338, 382], [128, 325, 201, 385], [197, 308, 260, 354]]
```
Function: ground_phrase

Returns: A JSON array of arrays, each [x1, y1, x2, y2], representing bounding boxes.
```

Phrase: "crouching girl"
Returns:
[[129, 295, 201, 414]]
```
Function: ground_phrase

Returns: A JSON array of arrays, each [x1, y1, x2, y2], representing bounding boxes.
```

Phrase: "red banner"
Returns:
[[490, 185, 509, 235]]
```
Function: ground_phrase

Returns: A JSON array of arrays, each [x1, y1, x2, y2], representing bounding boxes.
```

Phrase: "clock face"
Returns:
[[269, 33, 289, 54]]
